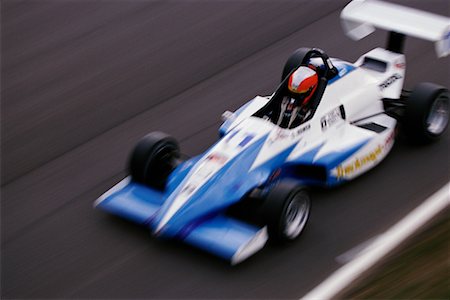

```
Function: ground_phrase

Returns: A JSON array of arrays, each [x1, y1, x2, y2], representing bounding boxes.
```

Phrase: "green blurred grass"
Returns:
[[339, 209, 449, 300]]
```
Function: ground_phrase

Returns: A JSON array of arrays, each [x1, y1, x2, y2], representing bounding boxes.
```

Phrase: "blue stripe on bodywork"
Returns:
[[291, 143, 325, 164], [327, 175, 347, 187], [155, 134, 299, 239], [166, 155, 202, 194], [238, 134, 255, 147], [328, 60, 356, 85], [314, 140, 369, 169], [153, 134, 270, 237]]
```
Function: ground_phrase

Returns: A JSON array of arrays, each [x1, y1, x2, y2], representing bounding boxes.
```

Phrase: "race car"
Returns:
[[94, 0, 450, 265]]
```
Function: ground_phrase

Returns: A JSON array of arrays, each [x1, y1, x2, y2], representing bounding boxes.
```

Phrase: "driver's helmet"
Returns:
[[287, 66, 319, 106]]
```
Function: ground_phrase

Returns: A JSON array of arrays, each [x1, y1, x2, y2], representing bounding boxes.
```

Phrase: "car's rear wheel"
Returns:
[[404, 82, 449, 144], [281, 47, 311, 82], [128, 132, 180, 190], [262, 181, 311, 243]]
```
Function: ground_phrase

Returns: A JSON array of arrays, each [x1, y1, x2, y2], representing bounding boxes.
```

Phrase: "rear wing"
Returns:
[[341, 0, 450, 57]]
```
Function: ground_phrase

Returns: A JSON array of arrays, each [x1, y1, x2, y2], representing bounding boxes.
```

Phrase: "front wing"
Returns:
[[94, 178, 268, 264]]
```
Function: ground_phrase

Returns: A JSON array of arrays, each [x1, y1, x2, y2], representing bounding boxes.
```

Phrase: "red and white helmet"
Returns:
[[287, 66, 319, 106]]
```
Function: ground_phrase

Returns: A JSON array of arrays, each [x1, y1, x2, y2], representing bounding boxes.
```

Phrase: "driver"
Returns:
[[276, 66, 319, 128]]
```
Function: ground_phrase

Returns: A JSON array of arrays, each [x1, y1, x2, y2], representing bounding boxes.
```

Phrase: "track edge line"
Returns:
[[301, 181, 450, 300]]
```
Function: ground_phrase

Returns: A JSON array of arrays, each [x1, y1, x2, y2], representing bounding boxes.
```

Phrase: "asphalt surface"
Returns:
[[1, 0, 449, 298]]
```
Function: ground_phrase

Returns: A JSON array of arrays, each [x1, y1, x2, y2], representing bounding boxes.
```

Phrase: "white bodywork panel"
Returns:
[[318, 67, 382, 122], [341, 0, 450, 57], [354, 48, 406, 100], [219, 46, 406, 185], [330, 117, 396, 181], [222, 96, 270, 133]]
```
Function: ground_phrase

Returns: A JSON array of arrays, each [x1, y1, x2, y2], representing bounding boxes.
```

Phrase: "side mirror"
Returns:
[[221, 110, 236, 122]]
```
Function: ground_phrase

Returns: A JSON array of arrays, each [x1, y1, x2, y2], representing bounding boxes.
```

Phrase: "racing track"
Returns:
[[1, 0, 449, 298]]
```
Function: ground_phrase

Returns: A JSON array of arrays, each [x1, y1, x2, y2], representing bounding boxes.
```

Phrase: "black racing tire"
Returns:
[[128, 132, 180, 189], [262, 181, 311, 243], [281, 47, 312, 82], [404, 82, 449, 144]]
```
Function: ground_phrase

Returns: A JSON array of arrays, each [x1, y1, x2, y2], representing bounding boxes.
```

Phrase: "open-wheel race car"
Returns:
[[94, 0, 450, 264]]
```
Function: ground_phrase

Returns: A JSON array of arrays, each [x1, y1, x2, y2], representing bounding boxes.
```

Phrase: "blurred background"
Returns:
[[1, 0, 449, 298]]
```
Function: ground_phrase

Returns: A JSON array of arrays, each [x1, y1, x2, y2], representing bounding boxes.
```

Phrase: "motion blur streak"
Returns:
[[1, 0, 449, 298]]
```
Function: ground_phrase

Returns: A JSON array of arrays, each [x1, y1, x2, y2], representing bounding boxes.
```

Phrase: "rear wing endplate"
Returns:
[[341, 0, 450, 57]]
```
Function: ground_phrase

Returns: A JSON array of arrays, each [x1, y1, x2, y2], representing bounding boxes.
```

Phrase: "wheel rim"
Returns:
[[427, 94, 449, 135], [284, 193, 310, 239]]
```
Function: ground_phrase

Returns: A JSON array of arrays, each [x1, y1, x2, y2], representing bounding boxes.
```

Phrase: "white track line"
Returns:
[[335, 235, 380, 265], [302, 182, 450, 300]]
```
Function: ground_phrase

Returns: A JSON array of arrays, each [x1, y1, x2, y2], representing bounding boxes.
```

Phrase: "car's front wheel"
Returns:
[[128, 132, 180, 190], [262, 181, 311, 243]]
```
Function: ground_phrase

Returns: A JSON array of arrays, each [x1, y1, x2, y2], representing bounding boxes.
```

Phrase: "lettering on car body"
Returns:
[[379, 74, 402, 90], [268, 128, 289, 145], [336, 145, 383, 178], [336, 130, 395, 179], [294, 124, 311, 136], [321, 107, 343, 131]]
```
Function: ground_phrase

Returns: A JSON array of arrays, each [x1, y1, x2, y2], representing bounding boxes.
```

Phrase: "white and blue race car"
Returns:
[[95, 0, 450, 265]]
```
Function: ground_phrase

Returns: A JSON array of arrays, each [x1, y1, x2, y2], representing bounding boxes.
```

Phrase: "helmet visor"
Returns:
[[289, 86, 313, 101]]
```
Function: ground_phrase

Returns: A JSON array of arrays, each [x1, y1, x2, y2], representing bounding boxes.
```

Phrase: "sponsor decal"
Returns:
[[238, 134, 255, 147], [294, 124, 311, 136], [269, 124, 310, 144], [379, 74, 402, 90], [321, 107, 343, 131], [274, 128, 290, 140], [268, 128, 289, 145], [395, 62, 406, 69], [336, 145, 383, 178], [336, 130, 395, 178], [188, 152, 230, 188], [226, 130, 256, 149], [206, 153, 228, 164]]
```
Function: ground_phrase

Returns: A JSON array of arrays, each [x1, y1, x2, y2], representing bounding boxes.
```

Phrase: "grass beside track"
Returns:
[[338, 208, 449, 299]]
